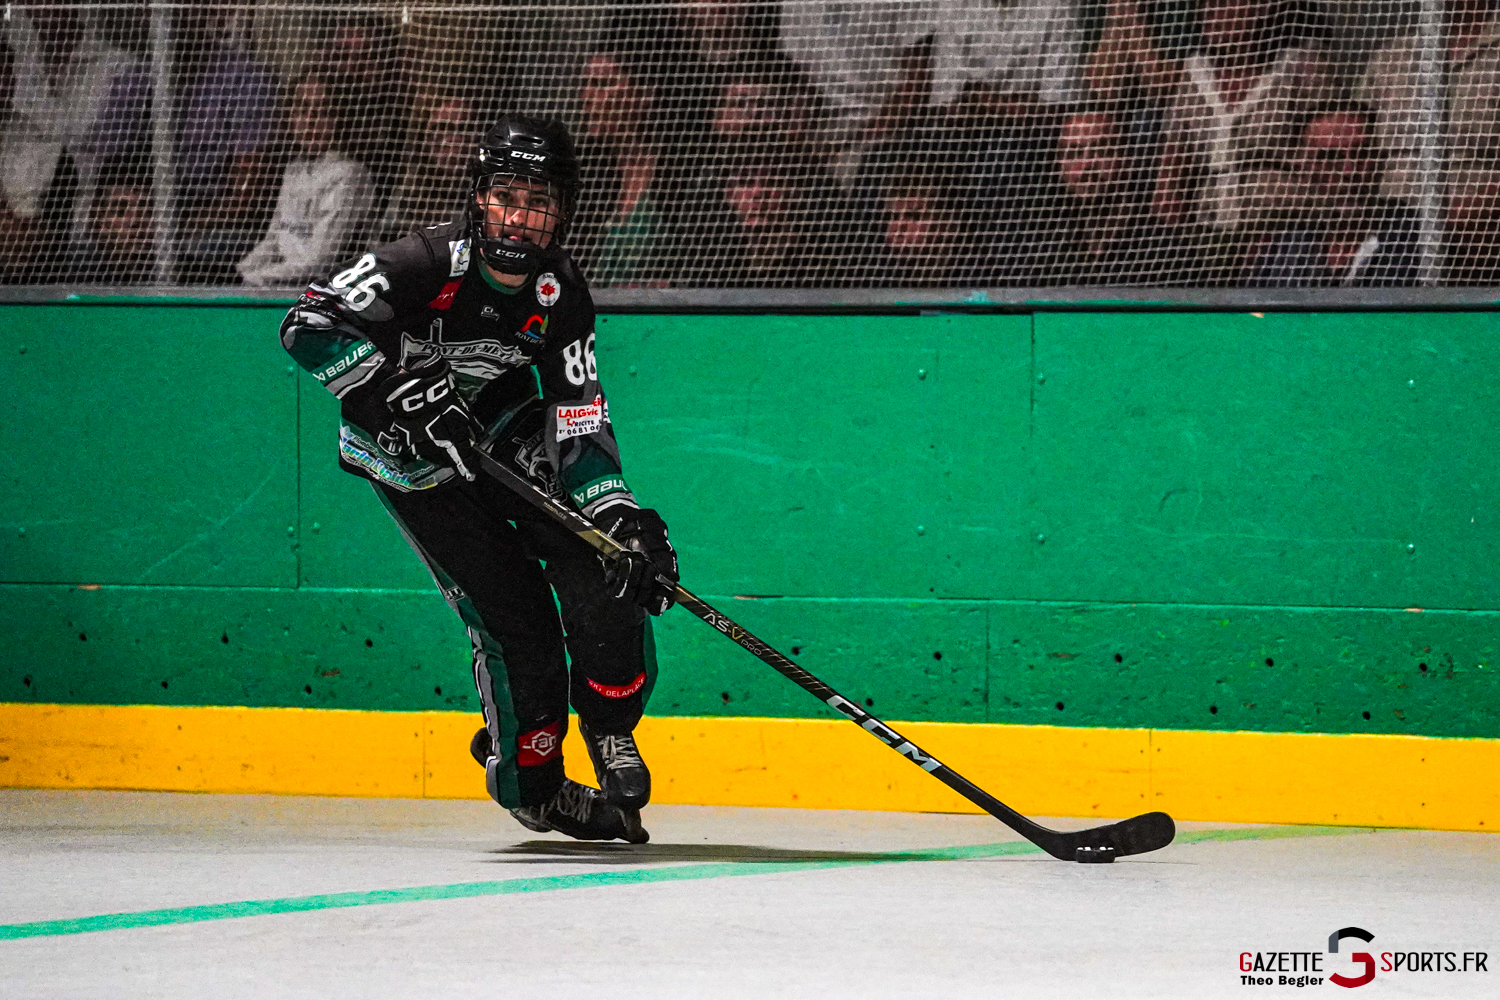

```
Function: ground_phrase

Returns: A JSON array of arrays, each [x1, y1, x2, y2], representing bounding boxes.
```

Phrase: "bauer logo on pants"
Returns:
[[516, 722, 562, 766]]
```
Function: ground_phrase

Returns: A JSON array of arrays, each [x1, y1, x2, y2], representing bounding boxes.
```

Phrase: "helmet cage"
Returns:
[[467, 171, 572, 275]]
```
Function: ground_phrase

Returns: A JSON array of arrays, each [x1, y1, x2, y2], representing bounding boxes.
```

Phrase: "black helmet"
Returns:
[[467, 115, 580, 274]]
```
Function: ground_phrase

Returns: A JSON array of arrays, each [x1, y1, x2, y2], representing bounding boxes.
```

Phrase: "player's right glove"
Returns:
[[377, 355, 481, 482], [598, 508, 678, 616]]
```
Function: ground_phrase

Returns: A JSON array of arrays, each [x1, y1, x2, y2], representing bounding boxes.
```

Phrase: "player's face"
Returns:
[[476, 178, 559, 248]]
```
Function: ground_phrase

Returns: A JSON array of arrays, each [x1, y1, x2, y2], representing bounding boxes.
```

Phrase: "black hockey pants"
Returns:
[[376, 477, 656, 809]]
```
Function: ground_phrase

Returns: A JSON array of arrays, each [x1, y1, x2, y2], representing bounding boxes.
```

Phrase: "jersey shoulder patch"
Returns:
[[540, 251, 594, 317], [535, 271, 561, 307]]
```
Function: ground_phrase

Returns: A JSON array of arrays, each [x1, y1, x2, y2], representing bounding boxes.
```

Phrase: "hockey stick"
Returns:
[[477, 451, 1175, 862]]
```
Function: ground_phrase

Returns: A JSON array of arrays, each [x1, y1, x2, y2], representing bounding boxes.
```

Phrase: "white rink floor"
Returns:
[[2, 791, 1497, 999]]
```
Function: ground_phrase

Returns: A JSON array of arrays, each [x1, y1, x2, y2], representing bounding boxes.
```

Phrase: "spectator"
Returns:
[[778, 1, 927, 139], [781, 0, 1086, 121], [1082, 0, 1201, 221], [714, 138, 845, 286], [682, 1, 781, 128], [573, 29, 688, 286], [878, 170, 968, 286], [237, 74, 374, 287], [173, 4, 280, 284], [780, 1, 1087, 181], [684, 2, 778, 71], [876, 102, 1055, 287], [1049, 108, 1166, 283], [3, 1, 147, 261], [923, 0, 1087, 110], [1245, 103, 1418, 286], [0, 27, 77, 284], [377, 96, 481, 242], [710, 55, 825, 148], [1086, 0, 1198, 110], [79, 156, 155, 284], [319, 13, 406, 212], [1357, 0, 1500, 283], [677, 52, 851, 283], [1152, 0, 1335, 282]]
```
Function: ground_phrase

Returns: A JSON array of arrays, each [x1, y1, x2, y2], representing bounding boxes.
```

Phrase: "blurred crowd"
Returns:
[[2, 0, 1498, 290]]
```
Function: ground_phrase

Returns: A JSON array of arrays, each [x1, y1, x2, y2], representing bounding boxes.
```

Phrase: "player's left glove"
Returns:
[[377, 355, 481, 482], [598, 508, 678, 615]]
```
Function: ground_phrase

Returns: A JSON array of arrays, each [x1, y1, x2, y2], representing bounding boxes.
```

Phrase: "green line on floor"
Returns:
[[0, 825, 1374, 941]]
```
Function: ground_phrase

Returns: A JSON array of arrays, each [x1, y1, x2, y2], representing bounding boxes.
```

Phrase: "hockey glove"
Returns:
[[378, 356, 481, 482], [598, 508, 679, 616]]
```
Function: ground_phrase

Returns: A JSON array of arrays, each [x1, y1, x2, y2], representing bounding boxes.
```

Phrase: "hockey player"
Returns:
[[279, 115, 678, 843]]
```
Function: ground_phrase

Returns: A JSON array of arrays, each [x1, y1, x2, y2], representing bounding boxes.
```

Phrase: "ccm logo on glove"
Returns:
[[398, 380, 452, 412], [377, 355, 481, 483]]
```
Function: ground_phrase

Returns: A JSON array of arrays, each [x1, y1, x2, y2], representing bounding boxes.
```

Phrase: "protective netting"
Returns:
[[2, 1, 1498, 295]]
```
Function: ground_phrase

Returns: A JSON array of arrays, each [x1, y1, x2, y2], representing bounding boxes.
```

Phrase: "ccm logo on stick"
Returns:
[[825, 695, 943, 772]]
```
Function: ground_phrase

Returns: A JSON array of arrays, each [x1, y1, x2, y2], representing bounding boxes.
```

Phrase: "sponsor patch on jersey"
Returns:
[[479, 305, 500, 322], [556, 395, 605, 440], [516, 314, 547, 342], [429, 280, 461, 310], [449, 239, 471, 277], [516, 721, 562, 766], [535, 273, 560, 307], [587, 673, 646, 700]]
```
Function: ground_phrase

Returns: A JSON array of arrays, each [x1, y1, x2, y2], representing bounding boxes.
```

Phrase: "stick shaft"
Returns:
[[476, 453, 1053, 841]]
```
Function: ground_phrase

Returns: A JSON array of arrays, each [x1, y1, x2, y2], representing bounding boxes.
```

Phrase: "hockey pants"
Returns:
[[376, 478, 656, 809]]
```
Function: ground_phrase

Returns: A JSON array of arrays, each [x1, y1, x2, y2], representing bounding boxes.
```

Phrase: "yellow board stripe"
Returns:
[[1, 703, 1495, 832]]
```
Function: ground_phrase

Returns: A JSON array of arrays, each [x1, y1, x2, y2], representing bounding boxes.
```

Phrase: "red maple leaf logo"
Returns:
[[540, 282, 556, 297]]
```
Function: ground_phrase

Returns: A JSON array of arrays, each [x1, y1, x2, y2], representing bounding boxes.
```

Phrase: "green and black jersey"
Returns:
[[279, 218, 635, 519]]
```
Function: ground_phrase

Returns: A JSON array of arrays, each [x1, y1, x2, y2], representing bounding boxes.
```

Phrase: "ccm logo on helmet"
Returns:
[[510, 150, 546, 161]]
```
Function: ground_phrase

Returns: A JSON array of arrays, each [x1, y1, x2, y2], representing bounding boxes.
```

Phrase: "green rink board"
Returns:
[[1026, 311, 1500, 609], [1, 306, 299, 588], [2, 305, 1497, 739], [2, 584, 1495, 737]]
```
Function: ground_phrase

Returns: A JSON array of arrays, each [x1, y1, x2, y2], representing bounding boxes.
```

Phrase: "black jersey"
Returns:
[[281, 218, 635, 518]]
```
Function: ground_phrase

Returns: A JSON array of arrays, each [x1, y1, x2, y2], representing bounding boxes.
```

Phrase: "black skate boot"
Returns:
[[579, 720, 651, 810], [510, 778, 648, 843], [470, 726, 492, 766]]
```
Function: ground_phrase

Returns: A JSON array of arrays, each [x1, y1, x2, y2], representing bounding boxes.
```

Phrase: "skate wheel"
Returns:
[[1075, 845, 1117, 864]]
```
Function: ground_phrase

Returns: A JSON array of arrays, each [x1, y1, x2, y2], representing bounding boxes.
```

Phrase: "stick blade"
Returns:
[[1090, 811, 1176, 859], [1038, 811, 1177, 861]]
